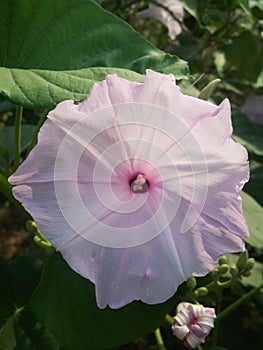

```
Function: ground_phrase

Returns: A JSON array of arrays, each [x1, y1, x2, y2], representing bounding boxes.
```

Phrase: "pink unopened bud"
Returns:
[[171, 302, 216, 349]]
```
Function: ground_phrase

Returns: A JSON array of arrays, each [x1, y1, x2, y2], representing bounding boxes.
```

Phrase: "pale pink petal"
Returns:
[[9, 70, 249, 309]]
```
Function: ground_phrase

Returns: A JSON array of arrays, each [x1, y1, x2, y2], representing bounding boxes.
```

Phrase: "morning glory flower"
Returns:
[[136, 0, 184, 40], [172, 302, 216, 348], [9, 70, 249, 309]]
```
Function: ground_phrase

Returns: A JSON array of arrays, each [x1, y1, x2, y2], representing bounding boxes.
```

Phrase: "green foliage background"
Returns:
[[0, 1, 263, 349]]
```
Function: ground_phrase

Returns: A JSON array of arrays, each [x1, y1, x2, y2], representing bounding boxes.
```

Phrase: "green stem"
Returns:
[[216, 280, 232, 288], [154, 328, 167, 350], [211, 292, 223, 347], [165, 314, 174, 325], [217, 283, 263, 321], [13, 105, 23, 171], [26, 109, 48, 156]]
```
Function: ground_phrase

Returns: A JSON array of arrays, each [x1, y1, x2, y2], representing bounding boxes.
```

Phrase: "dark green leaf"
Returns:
[[30, 252, 182, 350], [232, 105, 263, 156], [244, 161, 263, 206], [241, 191, 263, 249], [0, 0, 188, 74], [0, 95, 14, 113], [0, 125, 35, 170], [225, 31, 263, 81], [0, 314, 16, 350], [0, 257, 15, 328], [8, 249, 46, 307]]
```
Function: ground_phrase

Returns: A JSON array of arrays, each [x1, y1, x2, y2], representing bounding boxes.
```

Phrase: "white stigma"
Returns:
[[130, 174, 148, 193]]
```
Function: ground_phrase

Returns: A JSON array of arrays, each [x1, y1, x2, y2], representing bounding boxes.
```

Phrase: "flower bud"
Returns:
[[236, 251, 249, 271], [230, 263, 239, 278], [172, 302, 216, 349], [218, 255, 228, 265], [213, 267, 220, 280], [25, 220, 38, 234], [186, 277, 197, 291], [245, 258, 255, 271], [218, 264, 228, 275]]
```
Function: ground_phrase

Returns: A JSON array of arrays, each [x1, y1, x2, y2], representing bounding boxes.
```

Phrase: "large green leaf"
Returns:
[[8, 249, 46, 307], [0, 0, 188, 74], [0, 0, 188, 109], [244, 161, 263, 206], [232, 105, 263, 156], [30, 252, 182, 350], [225, 31, 263, 82], [241, 191, 263, 249], [0, 67, 145, 109], [0, 65, 188, 109]]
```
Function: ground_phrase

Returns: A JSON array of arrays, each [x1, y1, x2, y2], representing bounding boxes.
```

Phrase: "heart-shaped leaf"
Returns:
[[0, 0, 188, 109], [0, 0, 188, 73]]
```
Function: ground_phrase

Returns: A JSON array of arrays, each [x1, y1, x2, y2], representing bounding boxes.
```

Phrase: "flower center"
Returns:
[[130, 174, 148, 193]]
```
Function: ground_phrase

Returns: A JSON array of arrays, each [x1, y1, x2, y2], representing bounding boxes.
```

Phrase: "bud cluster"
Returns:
[[26, 220, 52, 248], [185, 251, 255, 301], [230, 251, 255, 279]]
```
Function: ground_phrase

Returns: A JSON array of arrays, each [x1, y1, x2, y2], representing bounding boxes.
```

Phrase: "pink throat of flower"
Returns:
[[130, 174, 148, 194]]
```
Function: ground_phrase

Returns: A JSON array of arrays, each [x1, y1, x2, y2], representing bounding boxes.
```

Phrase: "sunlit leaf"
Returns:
[[0, 67, 144, 110], [0, 0, 188, 74]]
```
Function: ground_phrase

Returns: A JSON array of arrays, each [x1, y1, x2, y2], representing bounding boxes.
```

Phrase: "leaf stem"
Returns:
[[154, 328, 167, 350], [217, 283, 263, 321], [13, 105, 23, 171], [211, 296, 222, 347]]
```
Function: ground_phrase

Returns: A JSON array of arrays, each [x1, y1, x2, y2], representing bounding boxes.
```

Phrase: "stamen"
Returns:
[[130, 174, 148, 193]]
